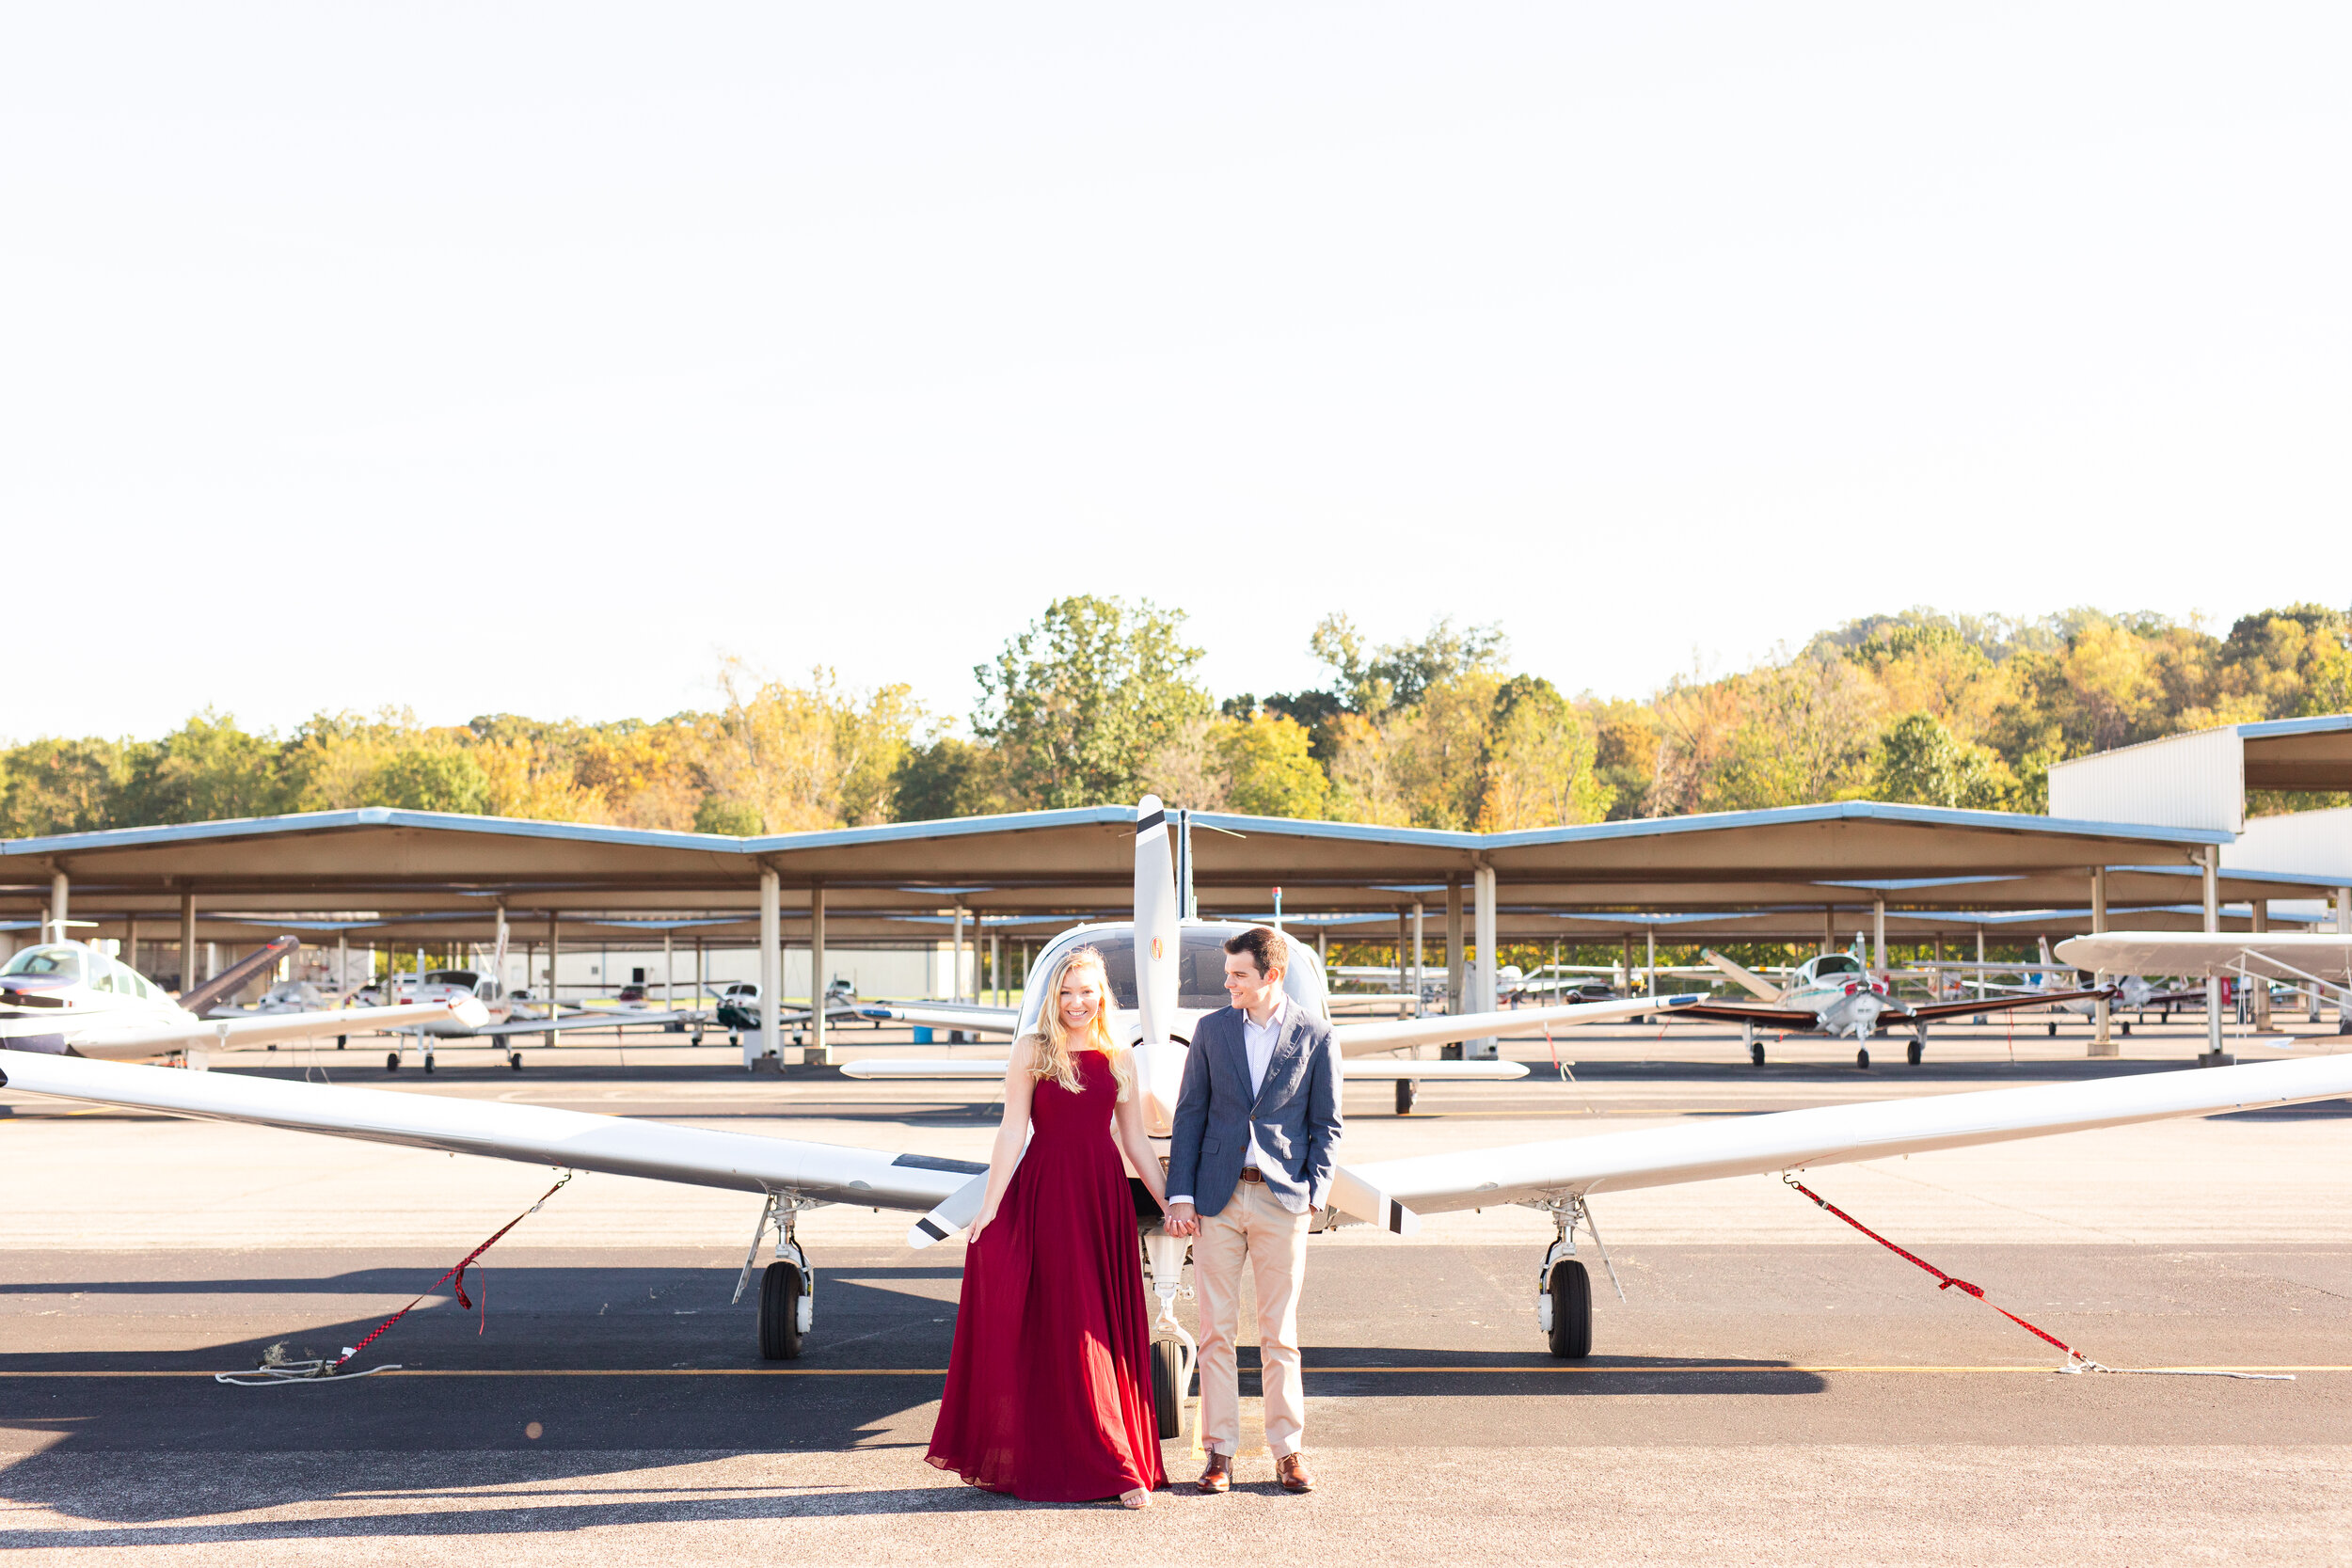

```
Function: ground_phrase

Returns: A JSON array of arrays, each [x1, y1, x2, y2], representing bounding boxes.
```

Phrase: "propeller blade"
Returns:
[[1131, 797, 1184, 1135]]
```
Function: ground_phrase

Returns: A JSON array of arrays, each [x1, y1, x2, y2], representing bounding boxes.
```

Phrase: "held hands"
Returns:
[[1163, 1201, 1197, 1238]]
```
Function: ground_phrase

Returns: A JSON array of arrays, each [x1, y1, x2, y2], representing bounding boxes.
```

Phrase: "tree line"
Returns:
[[4, 599, 2346, 839]]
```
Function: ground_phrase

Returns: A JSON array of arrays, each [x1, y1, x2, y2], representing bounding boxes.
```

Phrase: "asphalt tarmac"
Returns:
[[4, 1016, 2349, 1564]]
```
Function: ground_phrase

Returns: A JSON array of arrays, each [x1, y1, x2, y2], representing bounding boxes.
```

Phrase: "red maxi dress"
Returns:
[[927, 1049, 1166, 1500]]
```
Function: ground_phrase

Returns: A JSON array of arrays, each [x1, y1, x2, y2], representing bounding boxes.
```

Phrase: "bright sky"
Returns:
[[7, 4, 2344, 741]]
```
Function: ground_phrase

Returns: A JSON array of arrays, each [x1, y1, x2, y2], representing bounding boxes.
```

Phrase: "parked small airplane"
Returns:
[[5, 835, 2347, 1428], [0, 930, 485, 1066], [1678, 948, 2110, 1067]]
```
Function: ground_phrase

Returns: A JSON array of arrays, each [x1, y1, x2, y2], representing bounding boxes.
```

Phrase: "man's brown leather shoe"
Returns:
[[1277, 1453, 1314, 1493], [1196, 1452, 1232, 1494]]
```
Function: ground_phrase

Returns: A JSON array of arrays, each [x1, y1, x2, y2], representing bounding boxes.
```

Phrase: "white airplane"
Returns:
[[843, 891, 1693, 1117], [4, 816, 2349, 1422], [0, 929, 486, 1067], [2056, 931, 2352, 1037], [1674, 948, 2112, 1068]]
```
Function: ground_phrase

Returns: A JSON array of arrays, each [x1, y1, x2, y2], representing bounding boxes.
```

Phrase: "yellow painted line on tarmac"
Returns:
[[6, 1365, 2345, 1379]]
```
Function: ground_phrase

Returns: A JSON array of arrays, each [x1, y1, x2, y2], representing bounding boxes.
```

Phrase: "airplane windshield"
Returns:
[[1, 946, 84, 984], [1815, 956, 1862, 975], [1017, 925, 1327, 1037], [425, 971, 478, 988]]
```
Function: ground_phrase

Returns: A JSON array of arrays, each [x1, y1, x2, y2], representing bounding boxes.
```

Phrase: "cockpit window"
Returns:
[[426, 971, 479, 988], [1814, 955, 1862, 975], [2, 945, 84, 984]]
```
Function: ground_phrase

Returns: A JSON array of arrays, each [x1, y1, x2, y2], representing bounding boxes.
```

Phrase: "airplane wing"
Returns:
[[474, 1008, 695, 1037], [67, 1000, 489, 1059], [838, 1056, 1530, 1083], [1331, 994, 1704, 1056], [1903, 987, 2112, 1023], [2057, 934, 2352, 984], [1346, 1054, 2352, 1216], [853, 1002, 1024, 1036], [0, 1053, 984, 1210], [1663, 1002, 1826, 1030]]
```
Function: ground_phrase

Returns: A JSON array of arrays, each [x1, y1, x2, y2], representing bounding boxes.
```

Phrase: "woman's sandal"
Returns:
[[1119, 1487, 1154, 1510]]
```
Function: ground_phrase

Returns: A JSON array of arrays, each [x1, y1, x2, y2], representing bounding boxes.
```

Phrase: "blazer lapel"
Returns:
[[1252, 1014, 1309, 1112], [1221, 1008, 1252, 1101]]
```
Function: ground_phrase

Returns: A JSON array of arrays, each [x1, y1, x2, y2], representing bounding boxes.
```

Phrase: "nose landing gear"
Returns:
[[1534, 1196, 1622, 1359]]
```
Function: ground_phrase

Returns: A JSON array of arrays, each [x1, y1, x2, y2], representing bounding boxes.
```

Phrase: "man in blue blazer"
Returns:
[[1165, 925, 1343, 1495]]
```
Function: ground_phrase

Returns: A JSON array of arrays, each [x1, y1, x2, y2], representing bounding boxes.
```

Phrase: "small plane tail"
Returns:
[[1702, 949, 1784, 1003], [182, 935, 300, 1016]]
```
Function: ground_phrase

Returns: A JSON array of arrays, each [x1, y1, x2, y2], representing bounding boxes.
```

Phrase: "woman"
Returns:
[[926, 945, 1169, 1507]]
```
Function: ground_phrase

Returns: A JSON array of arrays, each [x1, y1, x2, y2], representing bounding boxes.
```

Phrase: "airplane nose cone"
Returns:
[[1130, 1037, 1185, 1138]]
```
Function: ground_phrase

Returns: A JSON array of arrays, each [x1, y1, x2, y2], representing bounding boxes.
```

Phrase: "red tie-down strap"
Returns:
[[329, 1170, 575, 1373], [1781, 1173, 2294, 1381], [1782, 1172, 2098, 1366]]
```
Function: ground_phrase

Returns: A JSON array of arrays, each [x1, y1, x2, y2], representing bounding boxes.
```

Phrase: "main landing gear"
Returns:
[[738, 1193, 815, 1360], [1534, 1196, 1620, 1359], [1907, 1025, 1927, 1066], [1744, 1022, 1764, 1067]]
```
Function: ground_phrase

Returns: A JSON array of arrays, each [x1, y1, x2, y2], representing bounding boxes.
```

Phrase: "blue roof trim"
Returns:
[[1480, 800, 2233, 849], [2238, 713, 2352, 739], [2113, 863, 2351, 888], [0, 807, 754, 858], [739, 805, 1133, 853], [1814, 875, 2025, 891], [0, 797, 2234, 860], [1184, 811, 1479, 852]]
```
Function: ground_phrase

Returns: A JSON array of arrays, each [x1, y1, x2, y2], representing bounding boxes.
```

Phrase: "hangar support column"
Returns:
[[179, 891, 197, 996], [2088, 868, 2114, 1056], [1445, 877, 1464, 1015], [809, 881, 828, 1067], [2251, 900, 2270, 1031], [546, 911, 561, 1047], [122, 914, 137, 974], [1411, 900, 1424, 1017], [2201, 845, 2227, 1065], [1470, 863, 1497, 1059], [756, 868, 779, 1069], [1871, 897, 1886, 976], [49, 871, 67, 938]]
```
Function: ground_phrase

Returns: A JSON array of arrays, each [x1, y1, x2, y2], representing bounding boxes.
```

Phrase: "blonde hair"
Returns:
[[1028, 945, 1133, 1101]]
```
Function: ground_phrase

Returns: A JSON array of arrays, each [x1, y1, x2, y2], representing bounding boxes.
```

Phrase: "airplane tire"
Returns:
[[1750, 1041, 1766, 1068], [1855, 1048, 1870, 1069], [336, 1037, 346, 1049], [385, 1053, 400, 1072], [1150, 1338, 1188, 1438], [2046, 1022, 2058, 1037], [423, 1056, 436, 1075], [1394, 1079, 1418, 1115], [1907, 1040, 1923, 1065], [509, 1052, 524, 1071], [757, 1262, 805, 1360], [1547, 1259, 1592, 1359]]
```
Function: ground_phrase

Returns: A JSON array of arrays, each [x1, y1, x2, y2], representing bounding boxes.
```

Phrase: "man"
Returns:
[[1164, 926, 1343, 1495]]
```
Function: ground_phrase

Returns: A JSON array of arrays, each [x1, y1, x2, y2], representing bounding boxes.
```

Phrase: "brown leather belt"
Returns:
[[1239, 1165, 1264, 1184]]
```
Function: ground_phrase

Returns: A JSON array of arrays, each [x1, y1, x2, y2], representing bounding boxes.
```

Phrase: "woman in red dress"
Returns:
[[927, 945, 1170, 1507]]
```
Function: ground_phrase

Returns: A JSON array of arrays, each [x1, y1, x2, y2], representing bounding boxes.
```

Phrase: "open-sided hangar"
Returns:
[[8, 795, 2342, 1063]]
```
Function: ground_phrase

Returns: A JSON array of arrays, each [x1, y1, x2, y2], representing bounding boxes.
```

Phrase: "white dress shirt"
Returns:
[[1170, 997, 1296, 1212]]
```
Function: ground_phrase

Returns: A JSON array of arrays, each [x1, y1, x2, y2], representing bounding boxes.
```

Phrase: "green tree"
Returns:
[[0, 736, 126, 836], [1216, 713, 1330, 818], [370, 747, 493, 814], [975, 596, 1210, 809], [1873, 712, 2010, 809], [115, 712, 289, 825]]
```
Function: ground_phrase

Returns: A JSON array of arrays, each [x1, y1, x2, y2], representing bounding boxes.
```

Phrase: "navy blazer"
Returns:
[[1165, 1002, 1343, 1217]]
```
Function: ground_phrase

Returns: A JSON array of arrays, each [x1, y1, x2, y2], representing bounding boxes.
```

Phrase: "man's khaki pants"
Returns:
[[1195, 1180, 1311, 1460]]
